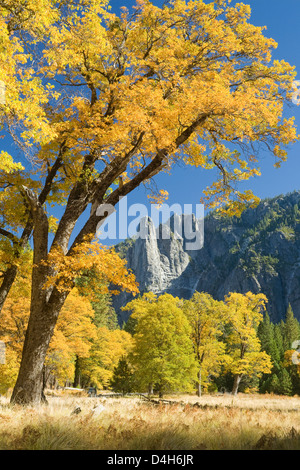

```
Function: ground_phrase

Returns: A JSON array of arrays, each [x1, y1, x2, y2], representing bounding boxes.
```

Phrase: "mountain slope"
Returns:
[[113, 191, 300, 324]]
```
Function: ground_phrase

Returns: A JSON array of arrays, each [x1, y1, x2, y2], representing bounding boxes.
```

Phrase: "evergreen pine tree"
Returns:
[[261, 370, 293, 396], [258, 312, 281, 392], [283, 304, 300, 352], [110, 357, 135, 395], [92, 296, 118, 330], [272, 308, 300, 396], [258, 312, 279, 361], [277, 369, 293, 396], [268, 374, 281, 394], [76, 269, 119, 330], [274, 322, 285, 361], [123, 315, 138, 336]]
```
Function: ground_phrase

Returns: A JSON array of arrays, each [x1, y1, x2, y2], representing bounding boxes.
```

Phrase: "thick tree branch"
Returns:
[[0, 228, 19, 246], [21, 186, 49, 264], [69, 113, 210, 251]]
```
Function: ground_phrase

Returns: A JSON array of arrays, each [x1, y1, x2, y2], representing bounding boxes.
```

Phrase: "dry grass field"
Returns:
[[1, 392, 300, 450]]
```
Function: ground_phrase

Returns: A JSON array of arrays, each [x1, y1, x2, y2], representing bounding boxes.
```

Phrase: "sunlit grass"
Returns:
[[1, 393, 300, 450]]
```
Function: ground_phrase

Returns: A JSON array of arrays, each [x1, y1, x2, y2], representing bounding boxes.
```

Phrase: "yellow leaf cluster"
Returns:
[[80, 326, 133, 388], [0, 0, 298, 230], [43, 238, 139, 296]]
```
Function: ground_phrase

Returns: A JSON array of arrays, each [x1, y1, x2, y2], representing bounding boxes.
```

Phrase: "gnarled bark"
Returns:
[[10, 116, 209, 406]]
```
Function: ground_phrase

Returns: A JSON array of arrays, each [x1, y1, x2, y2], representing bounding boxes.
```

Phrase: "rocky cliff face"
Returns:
[[114, 191, 300, 324]]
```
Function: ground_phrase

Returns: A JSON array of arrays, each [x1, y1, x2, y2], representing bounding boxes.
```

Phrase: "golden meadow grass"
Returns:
[[1, 393, 300, 450]]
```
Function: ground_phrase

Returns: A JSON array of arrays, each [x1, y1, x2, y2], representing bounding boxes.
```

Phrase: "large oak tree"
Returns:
[[0, 0, 298, 404]]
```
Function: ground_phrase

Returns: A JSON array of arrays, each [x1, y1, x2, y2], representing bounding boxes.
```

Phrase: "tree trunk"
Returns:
[[10, 187, 69, 405], [10, 298, 62, 405], [73, 356, 81, 388], [10, 277, 68, 405], [232, 374, 242, 396], [9, 139, 168, 405], [197, 369, 202, 397], [0, 265, 19, 314], [41, 366, 48, 404], [148, 383, 153, 396]]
